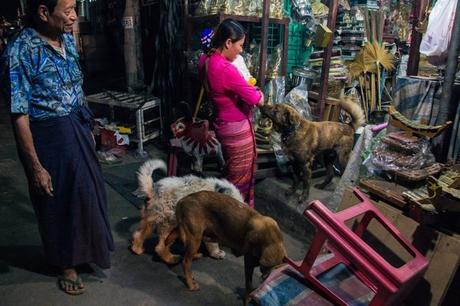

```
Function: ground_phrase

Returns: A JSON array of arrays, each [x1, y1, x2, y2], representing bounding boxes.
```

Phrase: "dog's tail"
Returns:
[[339, 95, 366, 131], [137, 159, 167, 199]]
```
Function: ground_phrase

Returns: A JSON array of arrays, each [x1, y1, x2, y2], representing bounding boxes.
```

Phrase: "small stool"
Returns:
[[285, 188, 429, 306]]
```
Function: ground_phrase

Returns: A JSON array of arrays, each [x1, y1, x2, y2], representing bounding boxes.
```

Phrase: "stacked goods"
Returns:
[[369, 132, 442, 183], [335, 5, 365, 61]]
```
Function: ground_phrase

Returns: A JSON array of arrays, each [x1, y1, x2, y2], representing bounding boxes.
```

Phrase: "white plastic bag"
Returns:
[[420, 0, 458, 57], [232, 54, 252, 81]]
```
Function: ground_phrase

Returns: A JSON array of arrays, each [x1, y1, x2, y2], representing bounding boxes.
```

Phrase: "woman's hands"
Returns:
[[257, 92, 265, 107]]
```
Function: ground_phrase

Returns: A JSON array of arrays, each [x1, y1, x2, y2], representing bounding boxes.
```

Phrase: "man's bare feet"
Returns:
[[58, 268, 85, 295]]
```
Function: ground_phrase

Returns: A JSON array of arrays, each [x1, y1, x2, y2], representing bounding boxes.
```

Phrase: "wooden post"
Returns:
[[123, 0, 144, 92], [438, 0, 460, 162], [318, 0, 338, 121], [18, 0, 26, 16], [282, 19, 289, 77], [183, 0, 192, 52], [407, 0, 429, 76], [259, 0, 270, 87]]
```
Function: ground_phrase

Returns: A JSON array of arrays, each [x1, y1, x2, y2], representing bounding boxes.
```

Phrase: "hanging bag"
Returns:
[[420, 0, 458, 61]]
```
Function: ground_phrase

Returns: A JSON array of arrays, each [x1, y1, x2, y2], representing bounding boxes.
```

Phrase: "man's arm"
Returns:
[[11, 114, 53, 197]]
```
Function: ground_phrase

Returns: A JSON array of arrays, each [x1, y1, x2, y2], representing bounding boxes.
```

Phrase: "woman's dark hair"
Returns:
[[25, 0, 58, 26], [210, 19, 245, 49]]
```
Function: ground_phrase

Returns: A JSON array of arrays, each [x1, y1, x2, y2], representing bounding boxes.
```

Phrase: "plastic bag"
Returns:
[[368, 136, 436, 173], [420, 0, 458, 58], [271, 132, 289, 174], [264, 77, 285, 105], [232, 54, 253, 81], [284, 84, 313, 120]]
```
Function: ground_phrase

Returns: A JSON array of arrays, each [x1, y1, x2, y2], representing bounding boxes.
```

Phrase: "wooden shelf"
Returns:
[[183, 0, 290, 87], [186, 12, 289, 26]]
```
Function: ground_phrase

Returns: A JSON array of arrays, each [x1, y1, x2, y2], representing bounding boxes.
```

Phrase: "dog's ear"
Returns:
[[260, 242, 286, 267], [259, 218, 286, 267], [284, 109, 293, 126]]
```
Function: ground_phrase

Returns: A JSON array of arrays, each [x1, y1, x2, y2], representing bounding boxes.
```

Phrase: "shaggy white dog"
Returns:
[[131, 159, 244, 264]]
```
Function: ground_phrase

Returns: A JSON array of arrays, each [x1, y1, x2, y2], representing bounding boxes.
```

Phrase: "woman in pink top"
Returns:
[[198, 19, 264, 207]]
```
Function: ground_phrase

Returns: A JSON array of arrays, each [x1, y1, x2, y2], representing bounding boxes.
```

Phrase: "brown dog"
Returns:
[[169, 191, 286, 304], [260, 97, 365, 200]]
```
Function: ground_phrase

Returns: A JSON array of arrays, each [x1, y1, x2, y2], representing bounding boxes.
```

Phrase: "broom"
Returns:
[[363, 42, 395, 111]]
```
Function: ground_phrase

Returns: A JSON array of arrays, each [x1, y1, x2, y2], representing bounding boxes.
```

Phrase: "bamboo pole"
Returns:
[[407, 0, 429, 76], [318, 0, 339, 121], [377, 65, 381, 110], [370, 73, 376, 112], [358, 75, 368, 121], [363, 8, 370, 41]]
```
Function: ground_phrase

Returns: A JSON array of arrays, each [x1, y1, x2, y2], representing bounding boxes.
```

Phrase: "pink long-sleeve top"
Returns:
[[198, 51, 262, 122]]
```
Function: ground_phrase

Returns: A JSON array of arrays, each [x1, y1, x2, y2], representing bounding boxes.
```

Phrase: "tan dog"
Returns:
[[260, 97, 365, 201], [170, 191, 286, 304]]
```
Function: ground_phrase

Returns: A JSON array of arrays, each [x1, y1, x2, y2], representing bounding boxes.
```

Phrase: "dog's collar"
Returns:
[[281, 122, 300, 143]]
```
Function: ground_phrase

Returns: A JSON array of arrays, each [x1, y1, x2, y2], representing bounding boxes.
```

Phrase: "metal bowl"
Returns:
[[290, 66, 318, 90]]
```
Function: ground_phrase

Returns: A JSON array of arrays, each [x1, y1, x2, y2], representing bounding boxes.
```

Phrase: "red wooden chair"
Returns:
[[285, 188, 429, 306]]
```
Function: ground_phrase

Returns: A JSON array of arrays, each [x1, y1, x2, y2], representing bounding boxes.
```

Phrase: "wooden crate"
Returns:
[[308, 91, 342, 122]]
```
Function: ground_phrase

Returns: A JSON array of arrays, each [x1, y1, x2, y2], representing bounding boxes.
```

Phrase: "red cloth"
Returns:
[[214, 119, 256, 207]]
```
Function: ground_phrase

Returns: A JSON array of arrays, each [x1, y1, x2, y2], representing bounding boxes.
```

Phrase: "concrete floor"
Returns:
[[0, 105, 337, 306]]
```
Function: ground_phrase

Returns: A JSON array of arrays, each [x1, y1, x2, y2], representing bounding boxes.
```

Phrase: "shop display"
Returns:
[[391, 1, 412, 43], [247, 0, 263, 17], [266, 44, 283, 79], [194, 0, 268, 17], [311, 0, 329, 19], [221, 0, 231, 14], [230, 0, 245, 16], [208, 0, 220, 14], [247, 40, 261, 80], [291, 0, 316, 26], [194, 0, 210, 16], [269, 0, 284, 19], [335, 6, 365, 61]]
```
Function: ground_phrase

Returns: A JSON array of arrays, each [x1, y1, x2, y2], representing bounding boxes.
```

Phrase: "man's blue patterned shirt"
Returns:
[[1, 28, 84, 121]]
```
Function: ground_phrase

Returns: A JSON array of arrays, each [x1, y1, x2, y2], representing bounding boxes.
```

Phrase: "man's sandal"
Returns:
[[58, 275, 85, 295]]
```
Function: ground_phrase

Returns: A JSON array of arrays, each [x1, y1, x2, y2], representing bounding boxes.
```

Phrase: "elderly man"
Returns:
[[0, 0, 113, 295]]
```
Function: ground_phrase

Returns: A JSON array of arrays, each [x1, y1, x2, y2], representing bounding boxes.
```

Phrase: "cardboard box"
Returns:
[[314, 24, 333, 48]]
